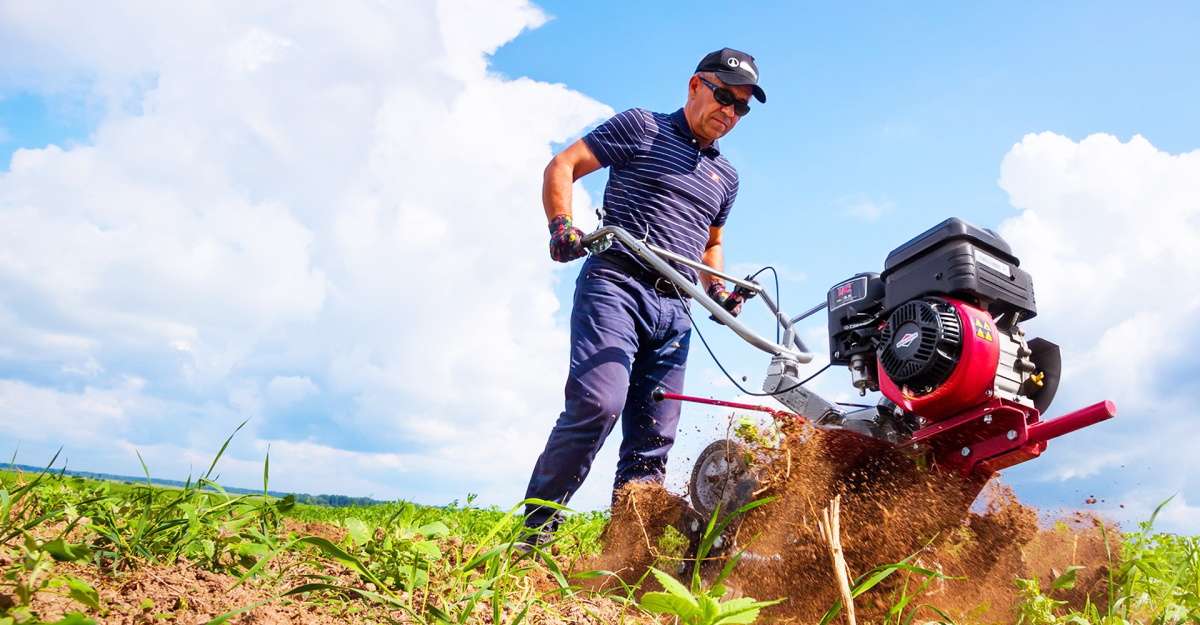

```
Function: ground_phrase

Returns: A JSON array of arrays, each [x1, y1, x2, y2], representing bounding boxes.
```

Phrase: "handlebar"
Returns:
[[581, 225, 813, 363]]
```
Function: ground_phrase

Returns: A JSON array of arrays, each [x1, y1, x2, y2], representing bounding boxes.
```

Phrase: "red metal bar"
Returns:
[[656, 391, 779, 414], [1026, 400, 1117, 444], [653, 390, 803, 422], [908, 398, 1014, 445]]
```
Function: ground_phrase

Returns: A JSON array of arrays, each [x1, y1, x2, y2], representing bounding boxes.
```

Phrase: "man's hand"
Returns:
[[706, 282, 746, 320], [548, 215, 587, 262]]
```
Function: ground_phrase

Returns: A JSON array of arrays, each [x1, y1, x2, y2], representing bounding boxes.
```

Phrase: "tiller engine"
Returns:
[[582, 218, 1115, 518]]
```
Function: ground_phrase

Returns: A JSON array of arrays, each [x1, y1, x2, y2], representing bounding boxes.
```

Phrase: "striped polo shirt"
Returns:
[[583, 108, 739, 282]]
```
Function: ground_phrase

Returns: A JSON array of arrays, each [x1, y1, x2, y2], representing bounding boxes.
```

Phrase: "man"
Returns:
[[523, 48, 766, 540]]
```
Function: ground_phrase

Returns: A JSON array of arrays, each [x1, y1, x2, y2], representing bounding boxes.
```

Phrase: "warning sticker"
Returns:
[[974, 248, 1012, 277], [973, 317, 994, 342]]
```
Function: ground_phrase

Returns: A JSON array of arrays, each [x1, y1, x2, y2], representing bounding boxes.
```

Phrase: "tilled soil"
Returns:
[[598, 421, 1117, 624], [576, 481, 692, 592], [15, 521, 659, 625], [29, 554, 368, 625]]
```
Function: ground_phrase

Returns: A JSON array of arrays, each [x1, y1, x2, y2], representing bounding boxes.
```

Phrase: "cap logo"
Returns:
[[726, 57, 740, 68]]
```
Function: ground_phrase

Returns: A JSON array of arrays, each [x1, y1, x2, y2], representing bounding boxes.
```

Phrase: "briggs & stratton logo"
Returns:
[[896, 331, 920, 349]]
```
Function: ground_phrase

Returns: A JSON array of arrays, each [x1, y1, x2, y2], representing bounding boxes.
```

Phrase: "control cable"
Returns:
[[672, 277, 831, 397]]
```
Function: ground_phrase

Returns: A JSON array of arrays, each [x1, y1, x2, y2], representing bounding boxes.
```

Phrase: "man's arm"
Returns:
[[700, 225, 726, 291], [543, 139, 603, 222], [702, 225, 748, 318]]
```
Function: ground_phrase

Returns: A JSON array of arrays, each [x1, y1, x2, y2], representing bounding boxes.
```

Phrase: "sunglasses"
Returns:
[[698, 77, 751, 117]]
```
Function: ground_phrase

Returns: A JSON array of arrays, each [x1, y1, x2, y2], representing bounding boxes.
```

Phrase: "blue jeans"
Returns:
[[524, 255, 692, 528]]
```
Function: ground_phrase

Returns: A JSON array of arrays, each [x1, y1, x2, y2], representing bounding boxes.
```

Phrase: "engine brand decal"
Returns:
[[895, 331, 920, 349], [973, 317, 994, 342], [829, 275, 869, 310]]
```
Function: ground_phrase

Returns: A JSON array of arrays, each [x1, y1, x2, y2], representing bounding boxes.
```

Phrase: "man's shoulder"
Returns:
[[610, 107, 663, 132]]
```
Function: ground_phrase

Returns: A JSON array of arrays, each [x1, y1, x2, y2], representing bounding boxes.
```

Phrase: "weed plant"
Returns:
[[638, 498, 784, 624]]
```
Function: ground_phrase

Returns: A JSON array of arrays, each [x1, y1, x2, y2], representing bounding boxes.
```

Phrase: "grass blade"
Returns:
[[262, 444, 270, 496], [203, 420, 248, 482]]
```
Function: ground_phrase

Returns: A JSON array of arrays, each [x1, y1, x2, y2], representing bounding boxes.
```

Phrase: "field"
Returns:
[[1, 434, 1197, 624]]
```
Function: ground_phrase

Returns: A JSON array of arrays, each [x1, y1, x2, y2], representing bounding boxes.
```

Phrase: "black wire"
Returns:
[[772, 363, 832, 395], [672, 280, 831, 397], [745, 265, 781, 343], [763, 359, 830, 395]]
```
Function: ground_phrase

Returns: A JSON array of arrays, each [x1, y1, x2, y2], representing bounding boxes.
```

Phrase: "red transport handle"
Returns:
[[1026, 400, 1117, 445]]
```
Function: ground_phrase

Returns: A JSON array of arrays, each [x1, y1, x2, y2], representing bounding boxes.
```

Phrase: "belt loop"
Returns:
[[653, 276, 690, 301]]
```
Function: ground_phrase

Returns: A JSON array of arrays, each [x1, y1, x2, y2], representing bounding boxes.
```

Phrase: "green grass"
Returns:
[[1, 444, 1197, 625], [0, 457, 625, 625], [286, 496, 609, 561]]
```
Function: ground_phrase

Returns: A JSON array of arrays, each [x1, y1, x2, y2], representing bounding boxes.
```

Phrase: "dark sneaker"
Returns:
[[512, 525, 556, 558]]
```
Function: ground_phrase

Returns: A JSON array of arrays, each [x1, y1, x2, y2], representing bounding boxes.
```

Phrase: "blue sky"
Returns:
[[1, 1, 1198, 532]]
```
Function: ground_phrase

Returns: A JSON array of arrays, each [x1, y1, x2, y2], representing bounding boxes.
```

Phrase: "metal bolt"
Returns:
[[1006, 430, 1018, 441], [983, 415, 993, 425], [985, 389, 994, 397], [961, 447, 971, 457]]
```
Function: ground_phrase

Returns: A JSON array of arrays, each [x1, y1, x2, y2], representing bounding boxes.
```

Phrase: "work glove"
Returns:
[[548, 215, 586, 263], [706, 282, 747, 323]]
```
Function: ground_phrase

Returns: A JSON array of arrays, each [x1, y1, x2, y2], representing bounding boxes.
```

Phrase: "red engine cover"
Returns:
[[878, 298, 1000, 421]]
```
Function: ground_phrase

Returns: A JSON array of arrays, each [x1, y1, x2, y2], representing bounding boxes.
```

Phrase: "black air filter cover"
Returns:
[[881, 218, 1037, 320], [878, 298, 962, 392]]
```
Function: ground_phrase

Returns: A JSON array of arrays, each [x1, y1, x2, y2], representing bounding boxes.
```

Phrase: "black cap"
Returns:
[[695, 47, 766, 103]]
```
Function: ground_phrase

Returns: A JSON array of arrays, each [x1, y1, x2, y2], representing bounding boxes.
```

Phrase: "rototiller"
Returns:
[[581, 217, 1116, 517]]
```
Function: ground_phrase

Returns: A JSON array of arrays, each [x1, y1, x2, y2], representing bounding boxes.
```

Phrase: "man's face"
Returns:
[[685, 73, 753, 144]]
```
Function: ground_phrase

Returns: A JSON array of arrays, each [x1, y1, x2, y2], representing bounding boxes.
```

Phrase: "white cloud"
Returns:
[[0, 1, 612, 506], [122, 438, 415, 499], [997, 132, 1200, 532], [1038, 446, 1138, 482], [265, 376, 318, 408], [1153, 494, 1200, 533], [0, 378, 139, 446]]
